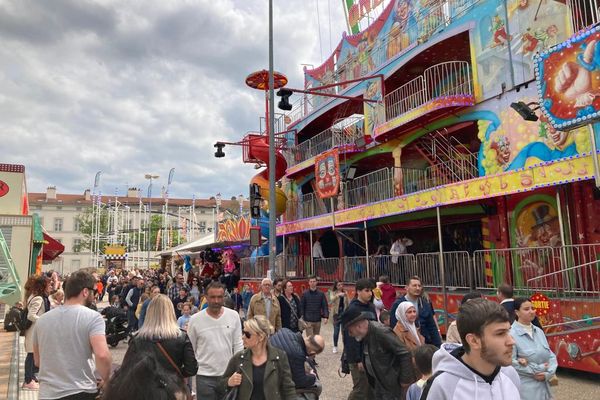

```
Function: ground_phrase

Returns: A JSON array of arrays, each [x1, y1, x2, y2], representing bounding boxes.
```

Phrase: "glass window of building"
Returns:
[[54, 218, 63, 232]]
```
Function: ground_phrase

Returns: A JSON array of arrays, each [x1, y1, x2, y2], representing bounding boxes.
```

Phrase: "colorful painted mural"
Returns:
[[217, 216, 251, 242], [475, 88, 593, 176], [364, 79, 385, 136], [315, 148, 340, 199], [536, 28, 600, 130]]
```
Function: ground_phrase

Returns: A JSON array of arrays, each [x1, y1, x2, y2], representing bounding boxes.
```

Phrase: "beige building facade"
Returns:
[[29, 187, 246, 274]]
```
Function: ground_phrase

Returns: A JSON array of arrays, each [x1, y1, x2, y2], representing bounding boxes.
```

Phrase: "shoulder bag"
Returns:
[[155, 342, 193, 400], [285, 295, 307, 331]]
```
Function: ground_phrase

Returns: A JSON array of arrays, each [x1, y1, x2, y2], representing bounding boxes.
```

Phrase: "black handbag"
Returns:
[[222, 387, 238, 400]]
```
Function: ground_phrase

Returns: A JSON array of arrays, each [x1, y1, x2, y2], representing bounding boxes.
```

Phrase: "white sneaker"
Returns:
[[332, 346, 338, 354]]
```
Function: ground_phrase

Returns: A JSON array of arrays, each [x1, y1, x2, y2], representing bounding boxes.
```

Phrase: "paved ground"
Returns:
[[107, 318, 599, 400]]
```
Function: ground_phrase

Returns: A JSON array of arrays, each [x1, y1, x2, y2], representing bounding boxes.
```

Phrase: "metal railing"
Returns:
[[283, 162, 475, 223], [567, 0, 600, 33], [385, 76, 427, 121], [344, 167, 394, 208], [343, 256, 369, 281], [284, 192, 330, 222], [314, 258, 343, 281], [240, 244, 600, 300], [0, 229, 22, 304], [286, 116, 364, 167], [472, 247, 562, 291], [368, 254, 415, 286], [284, 0, 482, 126], [384, 61, 473, 125]]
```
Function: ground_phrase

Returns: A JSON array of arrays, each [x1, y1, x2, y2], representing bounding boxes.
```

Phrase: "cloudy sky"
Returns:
[[0, 0, 347, 199]]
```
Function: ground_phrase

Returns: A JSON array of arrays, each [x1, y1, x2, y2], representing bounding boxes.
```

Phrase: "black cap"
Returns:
[[341, 308, 370, 328]]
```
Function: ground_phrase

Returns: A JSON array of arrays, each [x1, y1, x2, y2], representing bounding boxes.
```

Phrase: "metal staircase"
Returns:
[[0, 229, 22, 305], [414, 128, 478, 184]]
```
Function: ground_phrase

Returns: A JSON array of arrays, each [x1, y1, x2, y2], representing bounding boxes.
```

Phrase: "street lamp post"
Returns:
[[145, 174, 159, 270], [267, 0, 276, 276]]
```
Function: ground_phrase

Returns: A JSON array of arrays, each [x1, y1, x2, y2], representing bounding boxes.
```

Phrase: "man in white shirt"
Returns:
[[312, 238, 324, 259], [33, 270, 111, 400], [187, 282, 243, 400]]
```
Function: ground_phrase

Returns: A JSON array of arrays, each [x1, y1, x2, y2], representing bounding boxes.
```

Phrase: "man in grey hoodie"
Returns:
[[421, 298, 520, 400]]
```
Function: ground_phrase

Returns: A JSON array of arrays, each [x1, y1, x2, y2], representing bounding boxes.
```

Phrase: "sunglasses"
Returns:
[[87, 287, 98, 294], [242, 330, 253, 339]]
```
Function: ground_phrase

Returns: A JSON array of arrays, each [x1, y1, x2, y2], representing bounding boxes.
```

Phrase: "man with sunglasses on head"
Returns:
[[32, 270, 111, 400], [270, 328, 325, 399], [187, 282, 243, 400]]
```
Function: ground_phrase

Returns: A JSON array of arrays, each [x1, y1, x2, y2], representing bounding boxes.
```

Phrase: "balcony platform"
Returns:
[[278, 152, 595, 235], [374, 94, 475, 141]]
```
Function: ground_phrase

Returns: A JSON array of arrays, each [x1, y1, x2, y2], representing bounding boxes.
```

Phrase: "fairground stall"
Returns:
[[225, 0, 600, 374]]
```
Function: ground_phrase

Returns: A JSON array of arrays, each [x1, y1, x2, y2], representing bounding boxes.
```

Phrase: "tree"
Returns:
[[76, 207, 110, 253]]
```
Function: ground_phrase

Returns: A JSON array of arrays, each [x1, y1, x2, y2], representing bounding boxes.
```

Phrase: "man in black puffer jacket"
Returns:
[[269, 328, 325, 397], [343, 278, 377, 400], [300, 276, 329, 336]]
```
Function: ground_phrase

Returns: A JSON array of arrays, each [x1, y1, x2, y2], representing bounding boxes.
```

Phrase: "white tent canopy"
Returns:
[[158, 233, 215, 256]]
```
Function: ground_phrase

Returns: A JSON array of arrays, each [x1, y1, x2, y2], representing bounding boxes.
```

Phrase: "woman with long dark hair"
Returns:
[[510, 297, 557, 400], [278, 280, 302, 332], [328, 280, 347, 354], [22, 274, 50, 390]]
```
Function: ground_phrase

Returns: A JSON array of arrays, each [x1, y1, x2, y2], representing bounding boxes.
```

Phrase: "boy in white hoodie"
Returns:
[[421, 298, 520, 400]]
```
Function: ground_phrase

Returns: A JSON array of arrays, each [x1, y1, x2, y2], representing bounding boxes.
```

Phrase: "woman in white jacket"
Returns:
[[22, 274, 50, 391]]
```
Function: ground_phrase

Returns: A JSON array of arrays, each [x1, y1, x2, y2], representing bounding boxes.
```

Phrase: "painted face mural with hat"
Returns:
[[515, 202, 561, 248]]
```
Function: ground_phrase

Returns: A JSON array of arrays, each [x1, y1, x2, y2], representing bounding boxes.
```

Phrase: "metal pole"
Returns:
[[436, 206, 449, 331], [268, 0, 277, 275], [310, 230, 314, 276], [147, 183, 152, 270], [364, 220, 370, 279], [282, 234, 287, 276], [589, 124, 600, 187]]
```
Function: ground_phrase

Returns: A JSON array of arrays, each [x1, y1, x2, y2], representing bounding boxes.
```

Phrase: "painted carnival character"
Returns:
[[395, 0, 418, 50], [365, 81, 385, 132], [490, 136, 512, 167], [490, 15, 512, 48], [521, 25, 558, 56], [555, 39, 600, 107], [387, 21, 403, 59], [358, 35, 371, 76]]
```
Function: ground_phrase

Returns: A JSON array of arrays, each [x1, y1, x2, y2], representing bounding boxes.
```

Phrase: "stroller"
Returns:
[[102, 306, 128, 347]]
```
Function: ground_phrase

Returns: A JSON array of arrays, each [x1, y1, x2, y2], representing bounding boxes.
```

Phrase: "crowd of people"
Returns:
[[3, 264, 560, 400]]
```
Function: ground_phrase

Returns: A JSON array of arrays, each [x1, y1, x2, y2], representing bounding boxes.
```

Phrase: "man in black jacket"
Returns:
[[342, 308, 417, 400], [342, 278, 377, 400], [269, 328, 325, 398], [300, 276, 329, 336]]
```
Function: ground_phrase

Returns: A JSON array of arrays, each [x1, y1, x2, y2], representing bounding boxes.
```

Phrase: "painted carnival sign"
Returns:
[[315, 148, 340, 199], [535, 27, 600, 130]]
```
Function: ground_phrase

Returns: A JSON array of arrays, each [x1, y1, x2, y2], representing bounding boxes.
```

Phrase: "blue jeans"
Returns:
[[333, 320, 342, 347], [127, 309, 138, 332], [24, 352, 36, 383]]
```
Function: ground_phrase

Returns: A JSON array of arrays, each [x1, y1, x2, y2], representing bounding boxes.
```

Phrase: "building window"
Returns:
[[73, 218, 81, 232], [71, 259, 80, 269], [54, 218, 63, 232], [56, 206, 62, 210], [73, 239, 81, 253]]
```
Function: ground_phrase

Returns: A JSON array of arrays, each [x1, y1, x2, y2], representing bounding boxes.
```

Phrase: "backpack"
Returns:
[[15, 298, 34, 332], [419, 371, 444, 400]]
